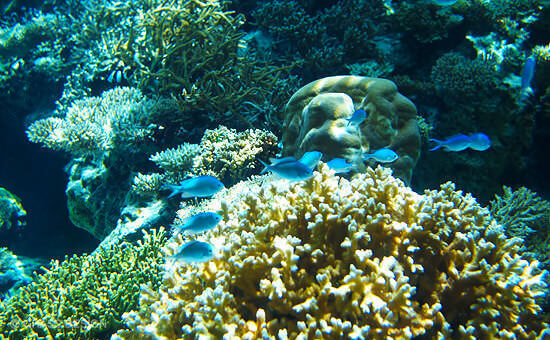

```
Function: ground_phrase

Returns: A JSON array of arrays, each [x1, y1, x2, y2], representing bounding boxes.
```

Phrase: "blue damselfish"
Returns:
[[164, 176, 224, 198]]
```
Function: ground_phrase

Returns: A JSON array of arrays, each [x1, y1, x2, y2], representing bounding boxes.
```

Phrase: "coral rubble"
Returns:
[[115, 164, 548, 339]]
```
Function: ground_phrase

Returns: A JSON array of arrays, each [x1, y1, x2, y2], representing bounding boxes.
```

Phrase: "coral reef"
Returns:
[[251, 0, 389, 79], [26, 87, 179, 239], [409, 49, 536, 202], [1, 0, 298, 132], [111, 0, 296, 127], [431, 52, 501, 108], [0, 187, 26, 232], [0, 248, 43, 299], [490, 186, 550, 265], [393, 3, 464, 44], [0, 228, 168, 339], [281, 75, 420, 184], [26, 87, 173, 157], [115, 164, 548, 339], [134, 125, 279, 194]]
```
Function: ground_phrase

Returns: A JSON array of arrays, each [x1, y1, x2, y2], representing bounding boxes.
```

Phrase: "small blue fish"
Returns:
[[520, 55, 536, 101], [174, 212, 222, 236], [326, 158, 355, 173], [346, 109, 367, 127], [429, 0, 458, 5], [299, 151, 323, 170], [269, 156, 297, 165], [428, 134, 471, 152], [363, 148, 399, 163], [429, 133, 491, 152], [259, 159, 313, 181], [170, 241, 214, 263], [164, 176, 224, 198], [468, 133, 491, 151]]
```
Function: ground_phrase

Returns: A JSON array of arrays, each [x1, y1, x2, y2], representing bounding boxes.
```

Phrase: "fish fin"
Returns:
[[259, 159, 269, 174], [269, 156, 296, 165], [162, 184, 180, 198], [428, 139, 442, 151]]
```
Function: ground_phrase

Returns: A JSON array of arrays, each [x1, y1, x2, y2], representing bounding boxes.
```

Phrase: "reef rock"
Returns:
[[281, 75, 420, 183]]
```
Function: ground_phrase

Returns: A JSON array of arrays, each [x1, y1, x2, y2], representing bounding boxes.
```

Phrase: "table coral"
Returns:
[[26, 87, 173, 157], [114, 164, 548, 339], [281, 75, 420, 184]]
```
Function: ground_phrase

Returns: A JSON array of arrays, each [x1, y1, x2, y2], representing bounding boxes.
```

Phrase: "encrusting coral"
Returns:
[[114, 164, 548, 339], [0, 228, 168, 339]]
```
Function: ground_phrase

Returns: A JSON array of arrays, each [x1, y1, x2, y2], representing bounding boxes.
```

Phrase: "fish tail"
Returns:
[[428, 139, 442, 151], [259, 159, 269, 174], [162, 184, 180, 198]]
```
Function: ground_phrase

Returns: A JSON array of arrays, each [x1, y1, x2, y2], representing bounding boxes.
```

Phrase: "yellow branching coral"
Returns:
[[115, 165, 548, 339]]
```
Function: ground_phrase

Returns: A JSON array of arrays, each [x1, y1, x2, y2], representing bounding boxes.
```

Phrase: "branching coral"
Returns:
[[88, 0, 298, 128], [431, 52, 501, 105], [393, 3, 464, 44], [133, 125, 278, 194], [189, 126, 278, 183], [2, 0, 297, 130], [0, 228, 168, 339], [251, 0, 387, 79], [490, 186, 550, 265], [115, 164, 548, 339], [26, 87, 175, 157]]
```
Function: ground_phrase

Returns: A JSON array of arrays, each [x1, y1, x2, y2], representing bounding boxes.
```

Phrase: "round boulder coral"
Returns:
[[281, 75, 420, 184]]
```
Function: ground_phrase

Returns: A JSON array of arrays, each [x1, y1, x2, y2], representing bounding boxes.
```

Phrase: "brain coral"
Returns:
[[281, 75, 420, 184], [114, 164, 548, 339]]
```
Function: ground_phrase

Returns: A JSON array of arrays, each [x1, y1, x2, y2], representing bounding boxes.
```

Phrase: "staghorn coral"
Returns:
[[1, 0, 297, 131], [84, 0, 297, 129], [115, 164, 548, 339], [0, 228, 168, 339]]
